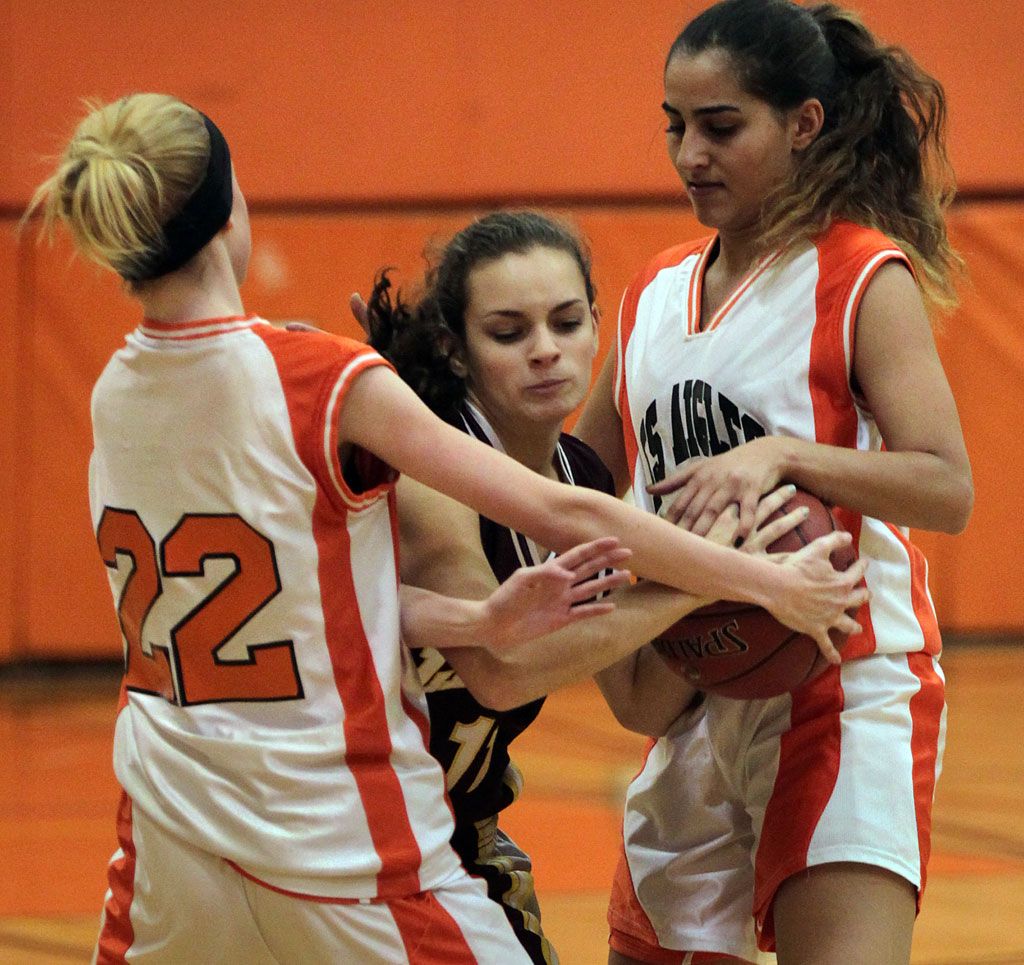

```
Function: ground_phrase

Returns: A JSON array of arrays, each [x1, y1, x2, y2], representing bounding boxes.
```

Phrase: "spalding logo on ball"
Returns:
[[652, 488, 861, 699]]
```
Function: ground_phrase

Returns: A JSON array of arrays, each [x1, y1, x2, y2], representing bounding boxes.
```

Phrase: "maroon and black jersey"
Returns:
[[410, 402, 614, 962]]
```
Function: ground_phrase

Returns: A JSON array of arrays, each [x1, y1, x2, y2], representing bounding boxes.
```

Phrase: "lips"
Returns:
[[526, 379, 568, 394], [688, 181, 724, 196]]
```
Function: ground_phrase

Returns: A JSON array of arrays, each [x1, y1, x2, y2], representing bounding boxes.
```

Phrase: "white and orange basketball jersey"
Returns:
[[614, 220, 940, 660], [89, 315, 461, 901]]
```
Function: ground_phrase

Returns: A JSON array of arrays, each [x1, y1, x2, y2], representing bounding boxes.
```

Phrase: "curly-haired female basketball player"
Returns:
[[362, 210, 827, 963], [30, 95, 864, 963], [574, 2, 974, 963]]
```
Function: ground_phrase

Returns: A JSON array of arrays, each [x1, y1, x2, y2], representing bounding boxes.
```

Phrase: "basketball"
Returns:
[[652, 489, 859, 699]]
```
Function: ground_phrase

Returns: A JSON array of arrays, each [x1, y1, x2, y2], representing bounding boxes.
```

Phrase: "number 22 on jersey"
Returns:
[[96, 507, 303, 705]]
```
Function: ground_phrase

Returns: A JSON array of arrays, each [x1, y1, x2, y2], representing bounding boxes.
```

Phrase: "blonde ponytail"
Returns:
[[25, 94, 210, 281]]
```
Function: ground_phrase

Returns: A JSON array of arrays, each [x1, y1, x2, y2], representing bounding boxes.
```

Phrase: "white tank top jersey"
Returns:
[[88, 315, 462, 901], [614, 220, 940, 660]]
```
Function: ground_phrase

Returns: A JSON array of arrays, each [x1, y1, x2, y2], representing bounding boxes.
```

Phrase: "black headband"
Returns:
[[124, 112, 234, 282]]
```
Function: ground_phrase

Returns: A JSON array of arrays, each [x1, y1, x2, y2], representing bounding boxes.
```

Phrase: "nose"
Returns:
[[673, 129, 708, 176], [529, 326, 561, 364]]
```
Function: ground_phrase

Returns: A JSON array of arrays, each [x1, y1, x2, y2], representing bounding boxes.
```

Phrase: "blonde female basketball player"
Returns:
[[575, 2, 974, 963], [30, 95, 864, 963]]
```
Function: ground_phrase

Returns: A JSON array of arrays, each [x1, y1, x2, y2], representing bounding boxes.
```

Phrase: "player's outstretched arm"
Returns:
[[341, 365, 865, 647], [398, 538, 631, 653], [395, 474, 706, 710]]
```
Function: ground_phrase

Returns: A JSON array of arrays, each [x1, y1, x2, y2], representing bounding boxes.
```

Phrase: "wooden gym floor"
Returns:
[[2, 642, 1022, 964]]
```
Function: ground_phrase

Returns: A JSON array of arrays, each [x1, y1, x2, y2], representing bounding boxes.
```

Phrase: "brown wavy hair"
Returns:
[[366, 210, 596, 422], [669, 0, 962, 309]]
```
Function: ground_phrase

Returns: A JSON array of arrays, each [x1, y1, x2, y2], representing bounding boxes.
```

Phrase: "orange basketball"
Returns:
[[652, 490, 859, 699]]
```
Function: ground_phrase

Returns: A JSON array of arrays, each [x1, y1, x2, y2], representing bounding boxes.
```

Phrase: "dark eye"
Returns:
[[555, 318, 584, 333], [665, 121, 684, 136], [707, 125, 737, 138], [491, 329, 521, 343]]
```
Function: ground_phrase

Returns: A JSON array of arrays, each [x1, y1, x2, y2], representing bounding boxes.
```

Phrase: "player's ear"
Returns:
[[791, 98, 824, 151], [449, 352, 468, 378]]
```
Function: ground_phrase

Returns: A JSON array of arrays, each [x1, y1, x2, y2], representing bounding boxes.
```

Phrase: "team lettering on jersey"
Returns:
[[414, 647, 468, 693], [639, 379, 766, 513]]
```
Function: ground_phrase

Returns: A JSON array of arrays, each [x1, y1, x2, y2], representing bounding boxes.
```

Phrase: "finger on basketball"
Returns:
[[735, 487, 763, 536], [691, 495, 730, 537], [744, 504, 808, 551], [753, 484, 798, 527], [704, 503, 740, 548]]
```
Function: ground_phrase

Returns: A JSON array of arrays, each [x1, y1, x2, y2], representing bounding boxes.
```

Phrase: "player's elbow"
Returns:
[[462, 669, 538, 713], [937, 471, 974, 534], [605, 698, 679, 738], [542, 487, 609, 550]]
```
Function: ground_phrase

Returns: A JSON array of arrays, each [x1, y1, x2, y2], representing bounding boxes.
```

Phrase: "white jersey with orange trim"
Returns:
[[613, 220, 940, 660], [89, 315, 462, 901]]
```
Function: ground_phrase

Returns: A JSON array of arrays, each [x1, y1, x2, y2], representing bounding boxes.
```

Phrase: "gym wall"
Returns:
[[2, 1, 1021, 659]]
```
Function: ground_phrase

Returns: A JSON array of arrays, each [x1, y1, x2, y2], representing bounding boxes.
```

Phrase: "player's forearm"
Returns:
[[545, 485, 793, 610], [399, 585, 496, 651], [776, 436, 973, 534], [443, 581, 709, 711]]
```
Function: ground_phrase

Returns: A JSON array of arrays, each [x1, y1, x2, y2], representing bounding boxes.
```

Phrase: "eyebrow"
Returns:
[[484, 298, 585, 320], [662, 101, 741, 117]]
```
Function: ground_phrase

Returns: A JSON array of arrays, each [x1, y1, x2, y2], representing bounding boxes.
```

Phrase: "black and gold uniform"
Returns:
[[411, 401, 615, 965]]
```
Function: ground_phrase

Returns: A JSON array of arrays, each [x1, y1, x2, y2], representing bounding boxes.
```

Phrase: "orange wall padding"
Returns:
[[914, 204, 1024, 626], [2, 0, 1021, 210], [3, 201, 1023, 661], [0, 227, 19, 662]]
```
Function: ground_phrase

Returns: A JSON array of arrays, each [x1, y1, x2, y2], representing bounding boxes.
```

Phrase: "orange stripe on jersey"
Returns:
[[617, 243, 701, 479], [753, 667, 844, 948], [314, 496, 423, 897], [810, 224, 910, 660], [810, 224, 908, 445], [258, 326, 424, 897], [94, 792, 137, 964], [390, 891, 478, 964], [685, 240, 714, 336], [139, 314, 259, 340], [906, 652, 944, 900], [390, 486, 445, 816], [609, 842, 665, 952], [322, 353, 399, 509], [253, 326, 396, 510], [701, 248, 783, 335]]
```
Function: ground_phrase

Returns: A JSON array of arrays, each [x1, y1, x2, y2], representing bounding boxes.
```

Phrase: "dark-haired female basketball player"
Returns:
[[362, 209, 847, 963], [574, 2, 974, 962]]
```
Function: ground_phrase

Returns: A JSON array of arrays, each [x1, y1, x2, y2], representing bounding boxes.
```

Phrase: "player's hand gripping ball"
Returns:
[[652, 489, 859, 699]]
